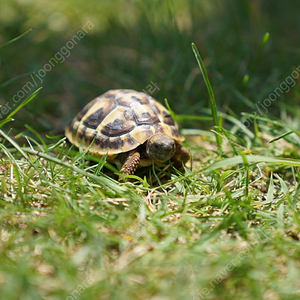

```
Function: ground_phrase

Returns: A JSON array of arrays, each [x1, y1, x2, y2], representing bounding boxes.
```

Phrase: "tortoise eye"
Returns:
[[153, 144, 160, 151]]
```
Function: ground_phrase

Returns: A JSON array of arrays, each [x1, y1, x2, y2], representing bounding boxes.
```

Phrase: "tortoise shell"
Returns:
[[65, 89, 184, 158]]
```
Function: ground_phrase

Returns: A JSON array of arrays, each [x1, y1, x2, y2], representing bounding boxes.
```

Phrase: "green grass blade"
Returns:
[[265, 172, 274, 203], [222, 113, 254, 138], [6, 87, 42, 120], [274, 173, 289, 196], [261, 32, 270, 48], [205, 155, 300, 173], [191, 42, 221, 148], [176, 115, 212, 122], [24, 124, 48, 150], [0, 72, 34, 89], [257, 32, 270, 58], [252, 114, 261, 142], [231, 88, 256, 109], [0, 29, 32, 49], [0, 118, 13, 128], [241, 113, 300, 136], [22, 147, 129, 195], [181, 128, 215, 138], [239, 152, 250, 199], [0, 129, 29, 160], [251, 32, 270, 72], [164, 98, 177, 121], [0, 143, 27, 178], [164, 99, 212, 123], [268, 130, 295, 143], [276, 203, 284, 230]]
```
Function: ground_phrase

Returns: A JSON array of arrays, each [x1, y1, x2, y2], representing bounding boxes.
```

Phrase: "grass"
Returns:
[[1, 1, 300, 299], [4, 108, 300, 300]]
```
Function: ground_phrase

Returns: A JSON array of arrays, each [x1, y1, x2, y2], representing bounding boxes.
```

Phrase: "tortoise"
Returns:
[[65, 89, 190, 178]]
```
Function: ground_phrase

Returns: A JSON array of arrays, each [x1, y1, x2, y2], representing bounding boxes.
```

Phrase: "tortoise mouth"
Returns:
[[146, 134, 176, 162]]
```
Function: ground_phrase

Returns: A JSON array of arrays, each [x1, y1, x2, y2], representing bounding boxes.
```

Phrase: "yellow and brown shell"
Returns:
[[65, 89, 184, 159]]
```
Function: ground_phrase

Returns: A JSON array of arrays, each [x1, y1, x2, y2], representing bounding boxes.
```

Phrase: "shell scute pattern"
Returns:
[[65, 89, 184, 157], [82, 97, 116, 129]]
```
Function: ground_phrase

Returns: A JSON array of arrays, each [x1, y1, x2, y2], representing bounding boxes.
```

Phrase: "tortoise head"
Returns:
[[146, 134, 176, 162]]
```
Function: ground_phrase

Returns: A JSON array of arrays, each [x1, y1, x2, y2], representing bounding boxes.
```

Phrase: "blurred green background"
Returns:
[[1, 0, 300, 134]]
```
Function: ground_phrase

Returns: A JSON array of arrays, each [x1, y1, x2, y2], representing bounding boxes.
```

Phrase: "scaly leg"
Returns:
[[119, 150, 141, 180], [172, 144, 190, 170]]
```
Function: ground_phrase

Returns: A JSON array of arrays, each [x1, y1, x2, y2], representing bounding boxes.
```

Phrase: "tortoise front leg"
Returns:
[[172, 144, 190, 170], [119, 150, 141, 180]]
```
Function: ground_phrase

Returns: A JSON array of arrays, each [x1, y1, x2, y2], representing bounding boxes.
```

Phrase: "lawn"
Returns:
[[1, 1, 300, 299]]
